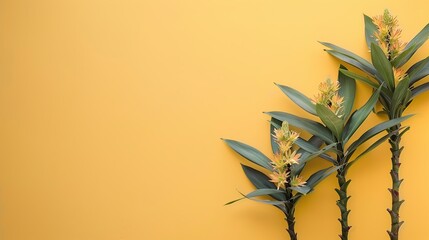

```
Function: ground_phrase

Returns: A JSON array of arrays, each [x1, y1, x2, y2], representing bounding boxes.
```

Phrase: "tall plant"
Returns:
[[223, 122, 338, 240], [265, 67, 412, 240], [320, 10, 429, 240]]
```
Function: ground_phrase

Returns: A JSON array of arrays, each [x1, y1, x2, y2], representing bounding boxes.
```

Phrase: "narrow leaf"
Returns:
[[265, 111, 334, 144], [241, 164, 286, 201], [316, 104, 344, 139], [275, 83, 317, 115], [408, 56, 429, 85], [391, 77, 411, 116], [347, 115, 413, 155], [320, 42, 377, 76], [223, 139, 273, 171], [342, 86, 382, 143], [306, 166, 340, 189], [289, 186, 311, 195], [371, 43, 395, 90], [411, 82, 429, 99], [270, 118, 282, 154], [364, 14, 378, 49], [346, 127, 406, 170], [338, 65, 356, 120], [393, 24, 429, 68]]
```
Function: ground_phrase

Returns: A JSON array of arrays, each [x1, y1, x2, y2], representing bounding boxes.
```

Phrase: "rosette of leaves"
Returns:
[[265, 67, 412, 240], [320, 10, 429, 240], [223, 123, 338, 240]]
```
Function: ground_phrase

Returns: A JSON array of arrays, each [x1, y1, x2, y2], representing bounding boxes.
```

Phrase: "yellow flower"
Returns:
[[290, 176, 307, 187], [269, 171, 289, 190]]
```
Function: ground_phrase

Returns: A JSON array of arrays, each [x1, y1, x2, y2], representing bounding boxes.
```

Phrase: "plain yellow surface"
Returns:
[[1, 1, 429, 240]]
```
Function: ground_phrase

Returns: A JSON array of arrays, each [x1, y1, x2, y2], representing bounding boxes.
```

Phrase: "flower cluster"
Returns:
[[372, 9, 406, 60], [312, 79, 344, 117], [269, 122, 306, 190]]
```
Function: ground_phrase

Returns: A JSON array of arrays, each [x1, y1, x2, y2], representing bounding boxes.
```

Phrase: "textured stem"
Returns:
[[284, 187, 298, 240], [387, 124, 404, 240], [285, 203, 297, 240], [336, 168, 351, 240]]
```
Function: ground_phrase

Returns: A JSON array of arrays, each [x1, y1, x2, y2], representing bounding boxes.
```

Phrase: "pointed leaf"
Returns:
[[289, 186, 311, 195], [265, 111, 334, 144], [346, 127, 407, 170], [346, 115, 413, 155], [320, 42, 377, 76], [393, 24, 429, 68], [391, 77, 411, 116], [241, 164, 286, 201], [245, 188, 286, 198], [270, 118, 282, 154], [364, 14, 378, 49], [342, 86, 382, 143], [316, 104, 344, 139], [338, 65, 356, 120], [371, 43, 395, 90], [408, 56, 429, 85], [306, 166, 339, 189], [391, 43, 419, 68], [339, 69, 379, 89], [275, 83, 317, 115], [225, 189, 287, 206], [238, 191, 286, 206], [411, 82, 429, 99], [223, 139, 273, 171]]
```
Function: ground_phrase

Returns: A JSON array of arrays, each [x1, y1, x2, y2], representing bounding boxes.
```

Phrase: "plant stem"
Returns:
[[335, 142, 351, 240], [387, 124, 404, 240], [284, 187, 298, 240], [336, 167, 351, 240]]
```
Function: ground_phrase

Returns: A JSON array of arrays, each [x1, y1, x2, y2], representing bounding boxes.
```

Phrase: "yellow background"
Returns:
[[1, 1, 429, 239]]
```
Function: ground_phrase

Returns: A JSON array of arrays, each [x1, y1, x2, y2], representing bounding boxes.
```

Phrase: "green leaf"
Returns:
[[391, 44, 419, 68], [225, 189, 287, 206], [223, 139, 273, 171], [265, 111, 334, 144], [292, 142, 337, 176], [391, 77, 411, 116], [245, 188, 286, 198], [408, 56, 429, 86], [305, 166, 340, 189], [411, 82, 429, 99], [292, 136, 325, 175], [338, 65, 356, 120], [316, 104, 344, 140], [364, 14, 378, 49], [393, 24, 429, 68], [339, 69, 378, 89], [339, 68, 392, 104], [346, 115, 414, 156], [241, 164, 286, 201], [342, 86, 382, 143], [270, 118, 282, 154], [371, 43, 395, 90], [275, 83, 317, 115], [293, 138, 336, 169], [346, 127, 407, 170], [320, 42, 377, 76], [289, 186, 311, 195]]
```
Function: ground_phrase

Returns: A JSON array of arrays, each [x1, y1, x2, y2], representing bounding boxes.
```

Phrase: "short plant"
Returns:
[[223, 122, 337, 240]]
